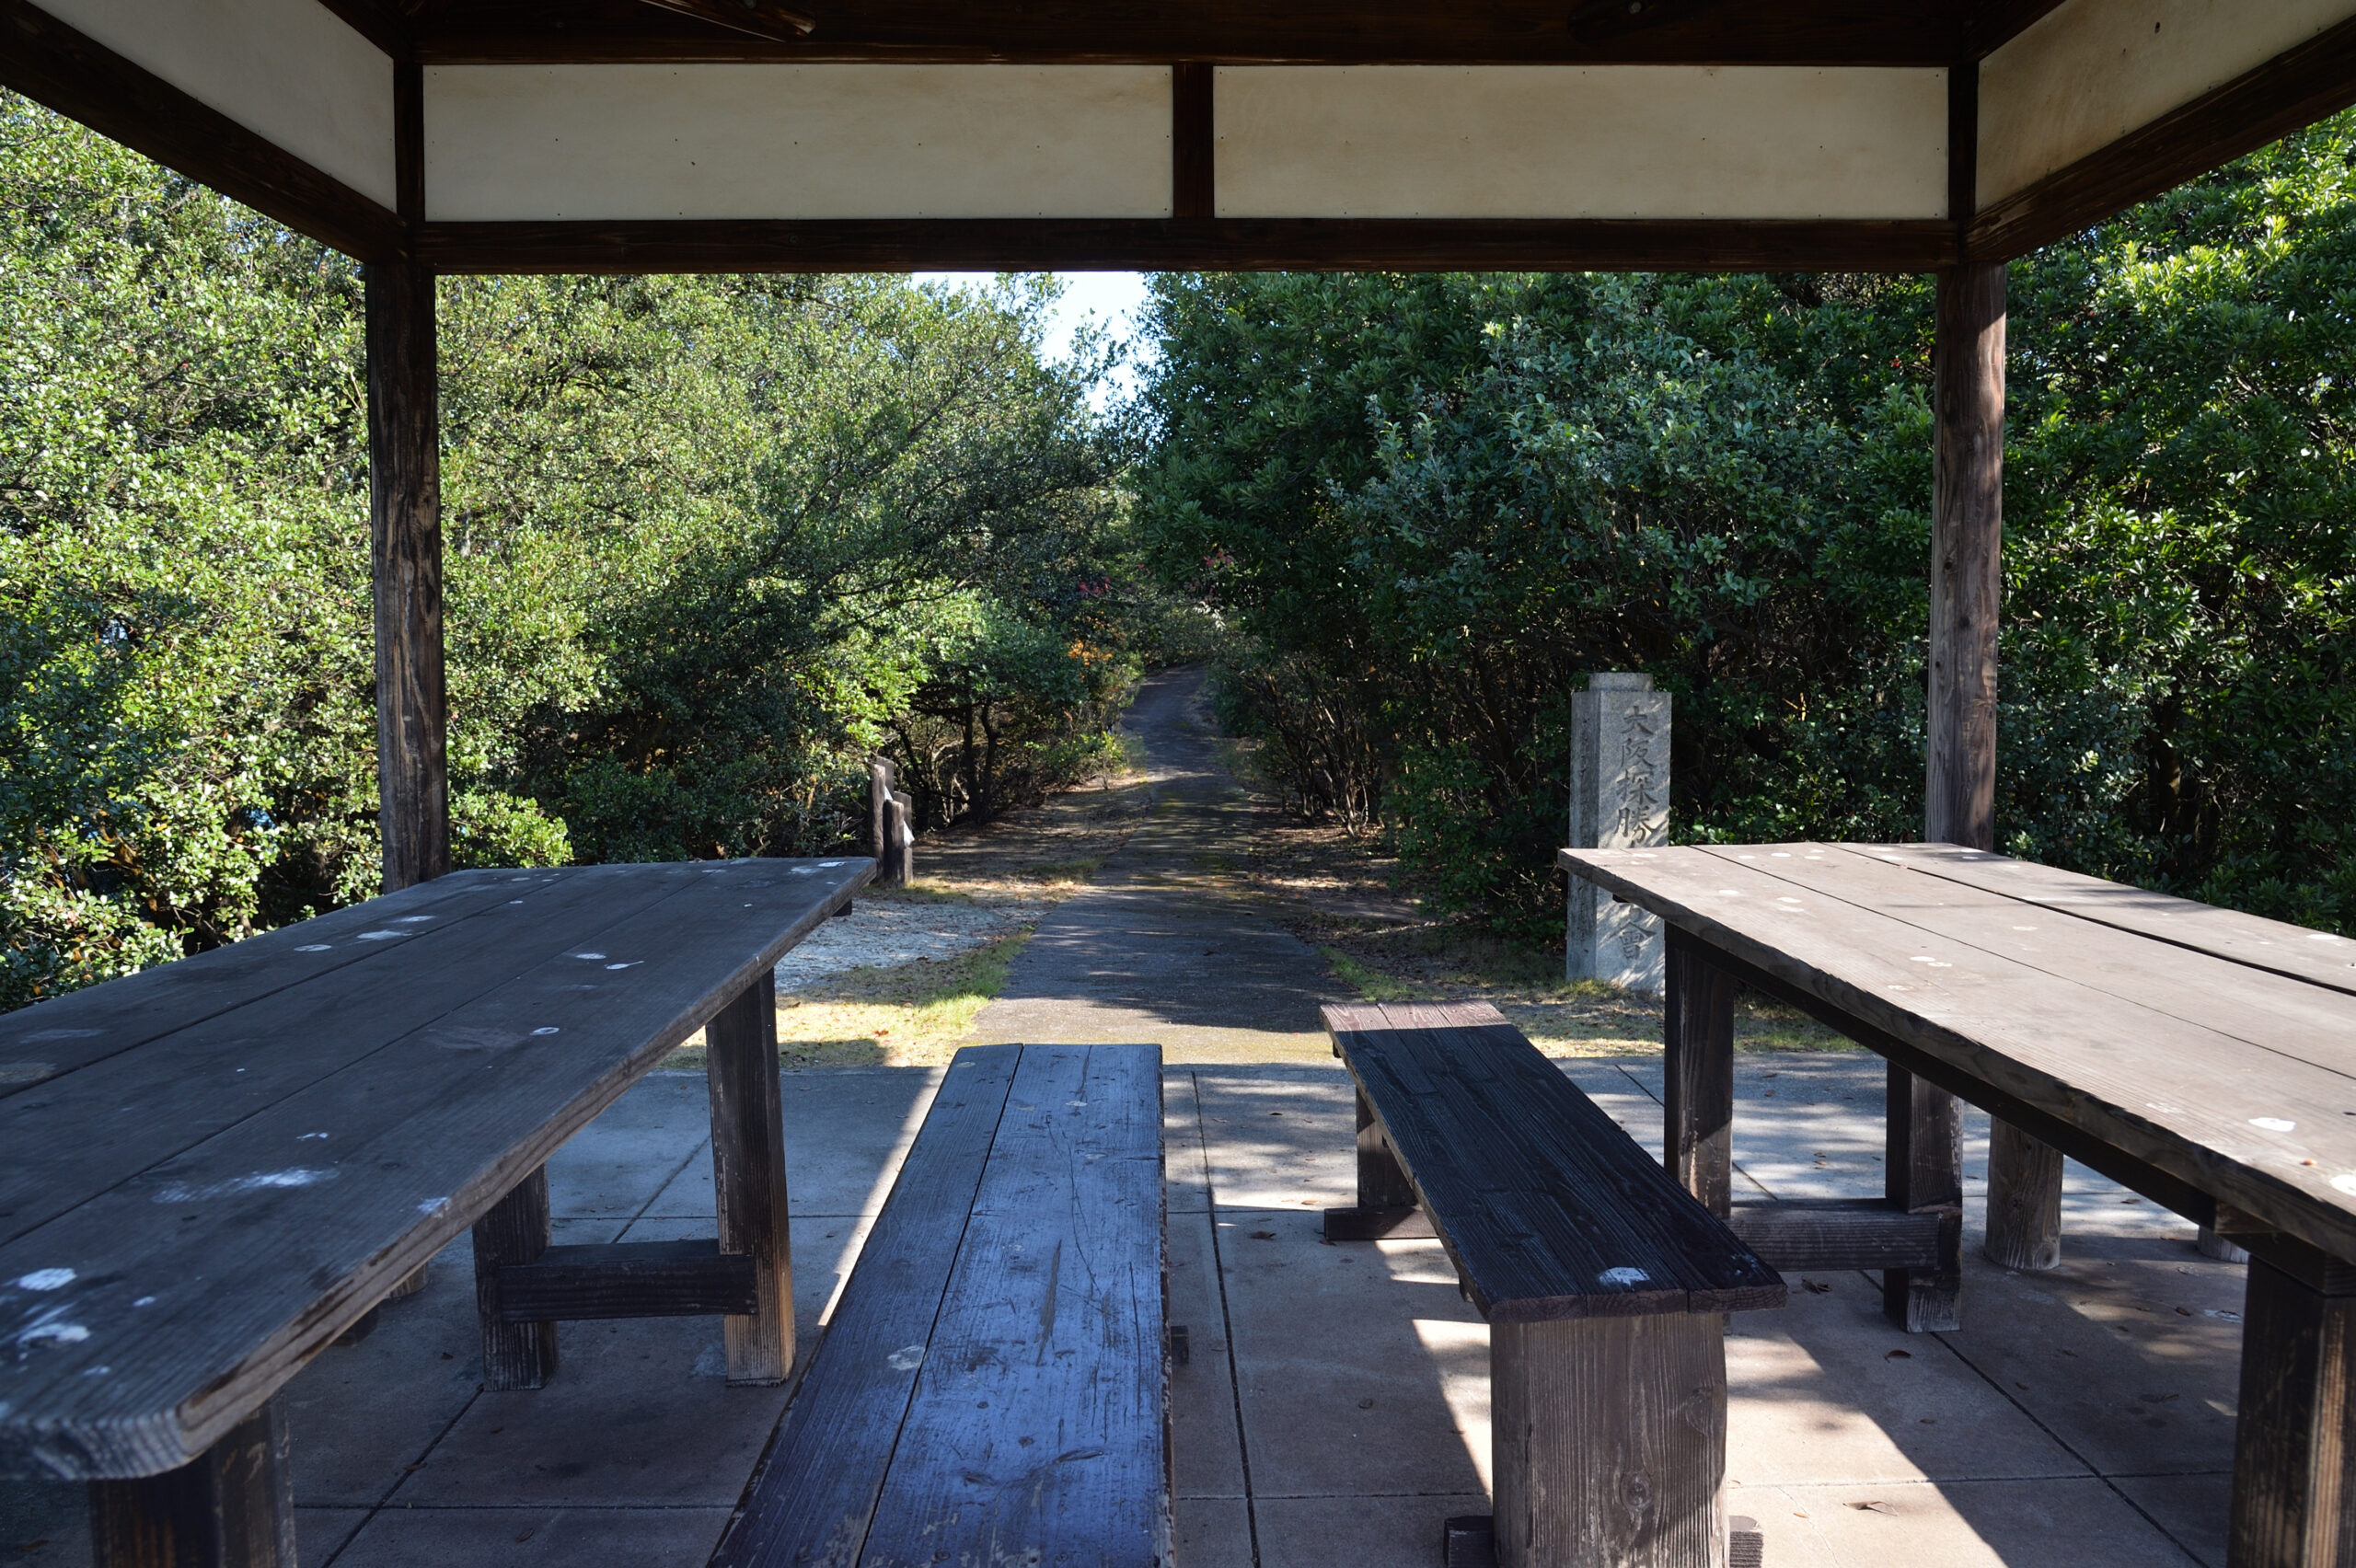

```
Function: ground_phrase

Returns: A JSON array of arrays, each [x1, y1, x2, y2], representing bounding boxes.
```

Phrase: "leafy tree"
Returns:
[[1137, 116, 2356, 940], [0, 94, 1138, 1008]]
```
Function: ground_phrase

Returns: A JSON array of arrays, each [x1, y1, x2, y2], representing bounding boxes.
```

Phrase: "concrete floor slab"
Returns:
[[1169, 1209, 1248, 1499], [1194, 1067, 1359, 1213], [1253, 1493, 1492, 1568], [1176, 1495, 1256, 1562], [1221, 1209, 1488, 1502], [1739, 1475, 2204, 1567], [1168, 1071, 1213, 1215], [634, 1066, 943, 1221], [2111, 1470, 2232, 1567]]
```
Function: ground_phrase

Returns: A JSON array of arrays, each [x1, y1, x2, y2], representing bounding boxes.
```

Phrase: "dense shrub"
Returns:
[[1136, 119, 2356, 940]]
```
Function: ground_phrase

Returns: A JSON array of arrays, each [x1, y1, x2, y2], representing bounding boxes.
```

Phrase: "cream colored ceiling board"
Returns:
[[1979, 0, 2356, 206], [424, 64, 1172, 221], [1214, 66, 1948, 220], [30, 0, 395, 208]]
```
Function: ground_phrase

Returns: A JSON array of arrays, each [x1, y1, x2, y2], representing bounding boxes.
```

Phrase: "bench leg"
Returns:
[[1883, 1065, 1963, 1332], [1665, 936, 1737, 1218], [89, 1398, 294, 1568], [708, 971, 793, 1385], [1492, 1314, 1727, 1568], [2227, 1256, 2356, 1567], [474, 1165, 559, 1389], [1984, 1119, 2062, 1271], [1322, 1088, 1433, 1240]]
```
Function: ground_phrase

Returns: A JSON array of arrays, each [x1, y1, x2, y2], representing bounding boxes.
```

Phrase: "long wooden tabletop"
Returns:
[[0, 857, 867, 1482], [1558, 842, 2356, 1266]]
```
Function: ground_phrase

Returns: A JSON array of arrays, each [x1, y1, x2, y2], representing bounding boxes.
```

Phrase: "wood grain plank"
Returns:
[[0, 870, 539, 1100], [856, 1044, 1169, 1568], [1858, 843, 2356, 998], [707, 1044, 1019, 1568], [0, 859, 866, 1481], [1328, 1002, 1784, 1321], [1558, 847, 2356, 1266], [87, 1397, 292, 1568], [1726, 1200, 1946, 1273]]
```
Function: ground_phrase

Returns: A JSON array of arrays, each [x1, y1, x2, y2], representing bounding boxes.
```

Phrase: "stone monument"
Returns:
[[1565, 672, 1671, 996]]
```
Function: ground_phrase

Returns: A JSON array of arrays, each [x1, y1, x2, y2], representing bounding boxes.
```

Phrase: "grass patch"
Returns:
[[1323, 945, 1417, 1003], [666, 928, 1034, 1071]]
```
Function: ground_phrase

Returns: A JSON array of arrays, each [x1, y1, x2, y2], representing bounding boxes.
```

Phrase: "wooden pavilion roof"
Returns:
[[5, 0, 2356, 273]]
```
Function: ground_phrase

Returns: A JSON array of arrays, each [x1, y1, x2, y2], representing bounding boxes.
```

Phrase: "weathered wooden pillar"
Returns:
[[1664, 931, 1738, 1220], [2228, 1251, 2356, 1566], [708, 971, 795, 1384], [473, 1165, 559, 1389], [89, 1399, 294, 1568], [365, 260, 448, 894]]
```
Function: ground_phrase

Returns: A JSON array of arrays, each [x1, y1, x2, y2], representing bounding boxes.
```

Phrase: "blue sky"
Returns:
[[911, 271, 1155, 404]]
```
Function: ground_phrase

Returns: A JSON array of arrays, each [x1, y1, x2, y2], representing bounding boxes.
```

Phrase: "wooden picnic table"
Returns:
[[1558, 840, 2356, 1568], [0, 856, 869, 1568]]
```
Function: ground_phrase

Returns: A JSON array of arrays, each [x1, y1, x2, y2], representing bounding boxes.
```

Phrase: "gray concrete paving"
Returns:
[[973, 667, 1345, 1062], [2, 1059, 2246, 1566]]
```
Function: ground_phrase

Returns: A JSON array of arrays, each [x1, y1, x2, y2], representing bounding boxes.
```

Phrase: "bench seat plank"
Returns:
[[1329, 1001, 1783, 1321], [0, 859, 867, 1482], [856, 1044, 1168, 1568], [709, 1045, 1021, 1568]]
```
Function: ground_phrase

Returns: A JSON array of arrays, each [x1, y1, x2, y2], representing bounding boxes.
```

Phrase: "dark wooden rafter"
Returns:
[[416, 216, 1961, 275], [1172, 61, 1213, 221], [0, 0, 401, 259], [403, 0, 1999, 66]]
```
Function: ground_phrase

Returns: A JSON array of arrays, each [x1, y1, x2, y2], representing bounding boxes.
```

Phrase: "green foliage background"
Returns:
[[0, 94, 1144, 1008], [1135, 117, 2356, 940]]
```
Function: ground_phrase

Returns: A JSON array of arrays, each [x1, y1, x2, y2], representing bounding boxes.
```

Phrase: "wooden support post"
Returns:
[[1985, 1118, 2062, 1271], [1665, 934, 1738, 1218], [1492, 1314, 1728, 1568], [473, 1165, 559, 1389], [89, 1398, 294, 1568], [1929, 258, 2055, 1287], [2228, 1255, 2356, 1566], [708, 971, 793, 1384], [1883, 1063, 1963, 1332], [1322, 1086, 1433, 1239], [365, 260, 447, 894], [886, 790, 915, 886]]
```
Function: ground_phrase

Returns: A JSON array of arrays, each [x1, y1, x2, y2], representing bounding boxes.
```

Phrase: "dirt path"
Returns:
[[971, 666, 1346, 1062]]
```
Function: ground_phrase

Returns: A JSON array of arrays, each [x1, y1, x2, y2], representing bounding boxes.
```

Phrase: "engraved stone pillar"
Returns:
[[1566, 673, 1671, 997]]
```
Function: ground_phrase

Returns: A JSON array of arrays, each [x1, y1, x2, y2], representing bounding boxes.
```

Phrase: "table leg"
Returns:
[[473, 1165, 559, 1389], [1883, 1066, 1962, 1332], [88, 1398, 294, 1568], [1984, 1120, 2063, 1271], [1665, 935, 1737, 1218], [1492, 1314, 1728, 1568], [708, 970, 793, 1385], [2228, 1254, 2356, 1567]]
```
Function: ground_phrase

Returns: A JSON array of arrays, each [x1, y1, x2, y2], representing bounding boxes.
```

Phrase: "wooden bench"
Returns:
[[710, 1043, 1169, 1568], [0, 857, 867, 1568], [1321, 1001, 1784, 1568]]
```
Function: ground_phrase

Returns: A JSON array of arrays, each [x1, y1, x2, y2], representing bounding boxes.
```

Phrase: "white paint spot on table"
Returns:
[[2250, 1117, 2297, 1133], [13, 1268, 75, 1292], [299, 1132, 330, 1140], [573, 952, 605, 960], [2333, 1174, 2356, 1196], [532, 1027, 560, 1036], [355, 930, 405, 941], [22, 1029, 100, 1041], [604, 962, 638, 971], [2311, 934, 2343, 942], [133, 1297, 156, 1308], [395, 916, 434, 924], [295, 944, 331, 951], [886, 1343, 926, 1371], [81, 1365, 110, 1377], [1600, 1267, 1650, 1286], [15, 1318, 88, 1351], [418, 1197, 449, 1216], [819, 861, 844, 868], [1909, 956, 1952, 967], [153, 1168, 336, 1203]]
